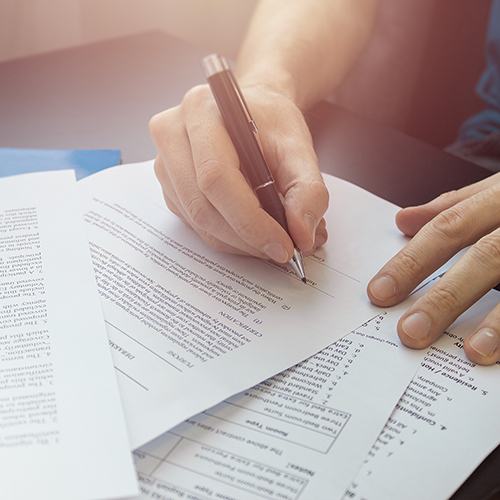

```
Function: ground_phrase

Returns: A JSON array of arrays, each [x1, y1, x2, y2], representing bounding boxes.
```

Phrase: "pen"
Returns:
[[201, 53, 306, 283]]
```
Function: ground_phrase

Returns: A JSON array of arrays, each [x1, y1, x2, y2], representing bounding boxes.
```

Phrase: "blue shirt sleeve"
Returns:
[[458, 0, 500, 140]]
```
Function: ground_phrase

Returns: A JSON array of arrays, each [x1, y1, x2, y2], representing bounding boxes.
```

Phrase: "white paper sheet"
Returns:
[[0, 171, 138, 499], [119, 281, 500, 500], [344, 289, 500, 500], [123, 295, 427, 500], [77, 160, 410, 449]]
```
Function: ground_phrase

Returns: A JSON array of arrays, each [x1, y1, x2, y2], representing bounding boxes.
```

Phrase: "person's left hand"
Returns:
[[367, 171, 500, 365]]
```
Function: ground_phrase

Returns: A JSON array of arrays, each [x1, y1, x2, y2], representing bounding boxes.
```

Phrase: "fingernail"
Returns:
[[262, 243, 288, 263], [402, 312, 432, 341], [469, 328, 500, 357], [370, 276, 396, 301]]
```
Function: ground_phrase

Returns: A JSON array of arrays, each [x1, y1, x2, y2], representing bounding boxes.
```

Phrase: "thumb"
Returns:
[[266, 124, 329, 256]]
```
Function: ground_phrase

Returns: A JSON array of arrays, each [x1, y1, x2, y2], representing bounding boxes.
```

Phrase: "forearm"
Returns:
[[235, 0, 379, 111]]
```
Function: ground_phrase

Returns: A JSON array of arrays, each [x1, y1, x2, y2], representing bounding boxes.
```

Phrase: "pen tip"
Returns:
[[302, 277, 307, 284]]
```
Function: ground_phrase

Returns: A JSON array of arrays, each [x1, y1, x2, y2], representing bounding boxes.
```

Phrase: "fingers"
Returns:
[[396, 229, 500, 350], [153, 155, 250, 256], [151, 96, 271, 259], [282, 170, 330, 257], [465, 311, 500, 365], [396, 171, 500, 237], [150, 84, 329, 261], [248, 89, 330, 255], [368, 184, 500, 307], [315, 217, 328, 250], [367, 182, 500, 364], [182, 86, 295, 261]]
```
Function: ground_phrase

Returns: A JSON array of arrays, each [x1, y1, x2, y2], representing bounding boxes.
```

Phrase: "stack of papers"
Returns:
[[1, 158, 498, 499], [0, 169, 137, 499]]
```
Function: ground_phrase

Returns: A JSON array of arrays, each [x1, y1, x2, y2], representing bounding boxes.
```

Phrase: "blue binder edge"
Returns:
[[0, 148, 122, 180]]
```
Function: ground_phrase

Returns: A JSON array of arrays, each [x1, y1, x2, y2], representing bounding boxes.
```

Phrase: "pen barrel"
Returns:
[[203, 55, 303, 277], [255, 183, 289, 232], [207, 72, 274, 189]]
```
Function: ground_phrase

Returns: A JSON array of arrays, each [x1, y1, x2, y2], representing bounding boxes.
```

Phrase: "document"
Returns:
[[0, 171, 138, 499], [126, 285, 500, 500], [127, 297, 426, 500], [344, 289, 500, 500], [77, 160, 410, 449]]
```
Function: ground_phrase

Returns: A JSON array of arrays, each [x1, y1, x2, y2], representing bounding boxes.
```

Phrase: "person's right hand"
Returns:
[[149, 83, 329, 264]]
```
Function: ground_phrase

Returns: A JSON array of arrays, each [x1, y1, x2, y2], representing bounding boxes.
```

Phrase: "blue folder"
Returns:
[[0, 148, 121, 180]]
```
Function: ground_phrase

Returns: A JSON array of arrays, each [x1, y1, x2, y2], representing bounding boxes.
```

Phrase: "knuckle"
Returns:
[[231, 217, 257, 241], [153, 156, 167, 183], [307, 179, 330, 212], [394, 248, 426, 280], [148, 113, 164, 143], [469, 231, 500, 267], [185, 194, 213, 230], [436, 189, 459, 203], [426, 285, 463, 315], [286, 178, 330, 215], [149, 108, 176, 139], [196, 157, 226, 198], [148, 112, 161, 135], [429, 205, 472, 242], [182, 84, 211, 109]]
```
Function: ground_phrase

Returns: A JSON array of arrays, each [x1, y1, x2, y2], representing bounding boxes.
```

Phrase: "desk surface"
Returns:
[[0, 30, 497, 499], [0, 31, 490, 208]]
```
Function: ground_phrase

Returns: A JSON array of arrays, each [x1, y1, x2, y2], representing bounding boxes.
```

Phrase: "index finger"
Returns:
[[184, 85, 296, 262], [368, 186, 500, 307], [251, 93, 330, 256]]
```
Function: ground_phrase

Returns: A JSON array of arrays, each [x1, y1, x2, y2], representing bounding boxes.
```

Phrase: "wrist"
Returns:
[[235, 63, 300, 109], [235, 61, 332, 112]]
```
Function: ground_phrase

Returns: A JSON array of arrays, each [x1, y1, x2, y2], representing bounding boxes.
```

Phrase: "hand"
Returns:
[[149, 84, 329, 264], [367, 172, 500, 365]]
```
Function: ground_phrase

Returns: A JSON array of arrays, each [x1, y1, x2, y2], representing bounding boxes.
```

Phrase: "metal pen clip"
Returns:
[[202, 53, 258, 134]]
